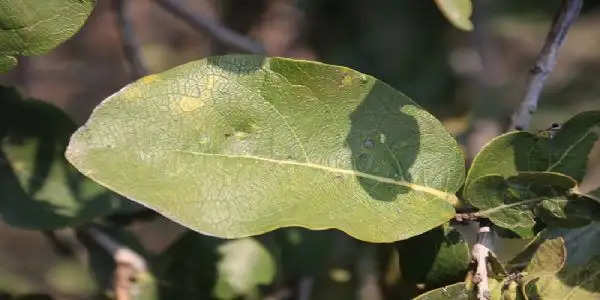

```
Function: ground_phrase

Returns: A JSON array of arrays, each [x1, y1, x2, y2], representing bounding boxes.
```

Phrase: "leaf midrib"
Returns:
[[546, 128, 595, 173], [475, 197, 544, 216], [172, 150, 459, 206]]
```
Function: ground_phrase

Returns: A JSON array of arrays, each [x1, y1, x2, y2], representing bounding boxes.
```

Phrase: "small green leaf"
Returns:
[[155, 232, 275, 299], [396, 224, 470, 288], [543, 222, 600, 266], [523, 238, 566, 276], [518, 225, 600, 299], [464, 172, 576, 238], [465, 132, 537, 192], [413, 282, 471, 300], [535, 196, 600, 228], [66, 55, 465, 242], [0, 87, 131, 229], [509, 232, 600, 299], [465, 115, 600, 235], [434, 0, 474, 31], [467, 111, 600, 191], [488, 278, 505, 300], [0, 0, 96, 72], [515, 238, 568, 299], [502, 281, 525, 300], [493, 234, 536, 266], [523, 255, 600, 299], [530, 111, 600, 182]]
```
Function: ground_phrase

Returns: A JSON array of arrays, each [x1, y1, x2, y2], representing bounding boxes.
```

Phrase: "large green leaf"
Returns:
[[66, 55, 465, 242], [433, 0, 474, 31], [0, 0, 95, 72], [0, 86, 131, 229]]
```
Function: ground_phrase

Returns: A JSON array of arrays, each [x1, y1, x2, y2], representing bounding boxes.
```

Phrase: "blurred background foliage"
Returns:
[[0, 0, 599, 299]]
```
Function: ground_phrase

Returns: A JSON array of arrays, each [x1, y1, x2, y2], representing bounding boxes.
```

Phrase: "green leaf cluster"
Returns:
[[464, 111, 600, 237]]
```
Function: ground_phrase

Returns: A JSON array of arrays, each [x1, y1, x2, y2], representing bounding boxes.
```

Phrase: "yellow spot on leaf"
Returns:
[[204, 75, 217, 91], [341, 75, 353, 87], [179, 96, 204, 112], [234, 131, 249, 139], [141, 74, 159, 84], [122, 86, 143, 100]]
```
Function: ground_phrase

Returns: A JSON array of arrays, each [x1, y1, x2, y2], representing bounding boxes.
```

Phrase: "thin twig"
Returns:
[[472, 226, 492, 300], [43, 229, 89, 264], [112, 0, 148, 79], [356, 245, 383, 300], [509, 0, 583, 130], [298, 276, 314, 300], [154, 0, 265, 54], [85, 227, 147, 300], [43, 230, 75, 256]]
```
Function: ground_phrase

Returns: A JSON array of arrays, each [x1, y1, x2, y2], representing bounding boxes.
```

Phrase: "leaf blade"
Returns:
[[66, 55, 465, 242], [0, 0, 96, 72], [434, 0, 474, 31], [465, 172, 577, 237]]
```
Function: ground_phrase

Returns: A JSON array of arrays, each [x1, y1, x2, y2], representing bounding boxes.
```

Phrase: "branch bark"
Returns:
[[356, 245, 383, 300], [112, 0, 148, 79], [298, 276, 314, 300], [509, 0, 583, 130], [472, 226, 492, 300], [154, 0, 265, 54], [85, 227, 147, 300]]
